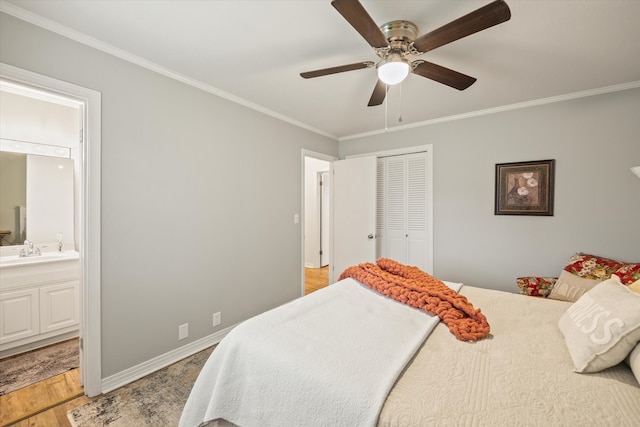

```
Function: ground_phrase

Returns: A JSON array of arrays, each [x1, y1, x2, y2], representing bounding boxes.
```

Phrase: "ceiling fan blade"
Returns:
[[301, 61, 374, 79], [412, 61, 477, 90], [368, 80, 387, 106], [331, 0, 389, 49], [412, 0, 511, 54]]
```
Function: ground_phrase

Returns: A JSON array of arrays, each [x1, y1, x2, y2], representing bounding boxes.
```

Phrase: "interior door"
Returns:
[[330, 156, 377, 283]]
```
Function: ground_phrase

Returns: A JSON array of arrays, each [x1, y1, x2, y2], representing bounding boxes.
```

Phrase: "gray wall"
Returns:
[[341, 87, 640, 292], [1, 13, 338, 377]]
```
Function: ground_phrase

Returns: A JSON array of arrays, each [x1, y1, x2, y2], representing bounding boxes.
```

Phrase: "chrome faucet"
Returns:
[[19, 239, 41, 257]]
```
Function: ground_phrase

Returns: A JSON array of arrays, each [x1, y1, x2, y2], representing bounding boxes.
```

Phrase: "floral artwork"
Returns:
[[495, 159, 555, 216], [507, 171, 540, 206]]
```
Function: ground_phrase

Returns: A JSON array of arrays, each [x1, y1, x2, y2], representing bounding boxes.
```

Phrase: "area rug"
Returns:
[[67, 346, 214, 427], [0, 338, 79, 395]]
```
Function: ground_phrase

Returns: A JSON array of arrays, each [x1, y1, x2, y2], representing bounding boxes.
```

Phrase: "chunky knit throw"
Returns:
[[339, 258, 490, 341]]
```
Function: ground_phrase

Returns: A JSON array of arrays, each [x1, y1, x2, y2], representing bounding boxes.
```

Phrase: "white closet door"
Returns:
[[385, 156, 408, 264], [406, 153, 428, 269], [376, 159, 385, 260], [377, 152, 429, 272]]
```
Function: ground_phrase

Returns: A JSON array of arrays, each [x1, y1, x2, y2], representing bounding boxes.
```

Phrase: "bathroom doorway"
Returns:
[[0, 63, 102, 396], [0, 80, 82, 387]]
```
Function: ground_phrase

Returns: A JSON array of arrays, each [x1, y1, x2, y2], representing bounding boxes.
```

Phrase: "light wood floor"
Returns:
[[305, 265, 329, 294], [2, 266, 330, 426], [0, 368, 93, 427]]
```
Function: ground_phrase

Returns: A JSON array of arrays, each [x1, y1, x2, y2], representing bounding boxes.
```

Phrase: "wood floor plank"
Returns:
[[0, 369, 85, 427]]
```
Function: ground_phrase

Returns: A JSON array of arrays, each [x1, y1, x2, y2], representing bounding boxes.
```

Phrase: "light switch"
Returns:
[[294, 213, 300, 224]]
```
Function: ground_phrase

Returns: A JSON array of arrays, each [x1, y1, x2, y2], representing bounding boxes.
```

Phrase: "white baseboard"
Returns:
[[101, 325, 235, 394]]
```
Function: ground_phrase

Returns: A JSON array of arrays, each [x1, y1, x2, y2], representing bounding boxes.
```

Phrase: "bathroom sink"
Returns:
[[0, 251, 79, 267]]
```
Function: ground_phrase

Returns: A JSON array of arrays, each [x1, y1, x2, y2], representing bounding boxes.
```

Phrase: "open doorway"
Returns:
[[302, 151, 336, 295], [1, 63, 102, 397], [0, 83, 82, 398]]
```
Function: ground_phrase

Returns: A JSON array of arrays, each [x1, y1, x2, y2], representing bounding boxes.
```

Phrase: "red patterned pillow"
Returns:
[[563, 253, 625, 281], [613, 263, 640, 285], [517, 276, 557, 297]]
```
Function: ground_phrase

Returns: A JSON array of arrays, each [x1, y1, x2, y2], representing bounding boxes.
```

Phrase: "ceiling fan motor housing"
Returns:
[[379, 20, 419, 57]]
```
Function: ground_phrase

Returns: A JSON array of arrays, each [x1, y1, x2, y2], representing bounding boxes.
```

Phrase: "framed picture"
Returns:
[[495, 159, 555, 216]]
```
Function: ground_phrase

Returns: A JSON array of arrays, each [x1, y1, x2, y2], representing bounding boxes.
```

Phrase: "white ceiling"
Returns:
[[3, 0, 640, 140]]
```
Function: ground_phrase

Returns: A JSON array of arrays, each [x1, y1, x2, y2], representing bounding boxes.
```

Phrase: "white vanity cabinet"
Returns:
[[0, 254, 79, 353]]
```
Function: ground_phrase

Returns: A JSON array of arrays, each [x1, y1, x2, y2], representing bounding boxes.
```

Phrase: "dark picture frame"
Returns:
[[495, 159, 555, 216]]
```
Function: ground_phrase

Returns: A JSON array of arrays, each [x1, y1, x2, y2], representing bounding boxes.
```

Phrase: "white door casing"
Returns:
[[330, 156, 377, 284]]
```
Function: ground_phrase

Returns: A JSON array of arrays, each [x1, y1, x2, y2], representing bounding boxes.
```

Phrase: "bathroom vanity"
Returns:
[[0, 250, 80, 356]]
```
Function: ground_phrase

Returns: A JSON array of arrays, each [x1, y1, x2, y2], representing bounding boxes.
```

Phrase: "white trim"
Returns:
[[340, 81, 640, 141], [0, 79, 83, 108], [101, 325, 234, 393], [0, 62, 103, 397], [0, 0, 337, 141], [347, 145, 434, 274]]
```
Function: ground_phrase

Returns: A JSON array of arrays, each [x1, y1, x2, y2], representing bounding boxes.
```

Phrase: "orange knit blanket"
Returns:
[[339, 258, 490, 341]]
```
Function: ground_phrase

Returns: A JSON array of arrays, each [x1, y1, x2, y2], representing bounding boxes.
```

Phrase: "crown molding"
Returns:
[[0, 1, 338, 141], [340, 80, 640, 141]]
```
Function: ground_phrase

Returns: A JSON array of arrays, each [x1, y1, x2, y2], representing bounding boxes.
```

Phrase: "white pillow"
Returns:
[[558, 276, 640, 373], [625, 343, 640, 385]]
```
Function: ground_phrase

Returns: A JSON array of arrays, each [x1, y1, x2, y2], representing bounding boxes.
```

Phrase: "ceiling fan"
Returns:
[[301, 0, 511, 106]]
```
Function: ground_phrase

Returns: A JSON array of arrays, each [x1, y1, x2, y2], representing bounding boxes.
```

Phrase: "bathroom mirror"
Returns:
[[0, 151, 74, 246]]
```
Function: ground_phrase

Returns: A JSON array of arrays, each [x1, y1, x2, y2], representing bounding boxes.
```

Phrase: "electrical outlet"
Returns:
[[213, 312, 221, 327], [179, 323, 189, 340]]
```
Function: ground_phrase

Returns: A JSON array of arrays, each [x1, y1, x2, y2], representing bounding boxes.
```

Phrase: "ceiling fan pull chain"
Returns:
[[384, 84, 389, 131], [398, 83, 403, 123]]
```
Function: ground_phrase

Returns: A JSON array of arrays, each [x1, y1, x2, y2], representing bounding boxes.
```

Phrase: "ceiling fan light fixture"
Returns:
[[377, 57, 410, 85]]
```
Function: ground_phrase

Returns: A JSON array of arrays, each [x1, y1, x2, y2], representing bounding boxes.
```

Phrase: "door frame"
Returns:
[[346, 144, 434, 273], [301, 149, 337, 295], [1, 63, 102, 396]]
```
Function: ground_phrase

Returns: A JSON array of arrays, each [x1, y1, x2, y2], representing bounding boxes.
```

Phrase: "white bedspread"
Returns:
[[179, 277, 462, 427]]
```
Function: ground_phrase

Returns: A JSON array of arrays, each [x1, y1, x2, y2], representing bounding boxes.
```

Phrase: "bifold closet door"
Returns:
[[377, 152, 428, 271]]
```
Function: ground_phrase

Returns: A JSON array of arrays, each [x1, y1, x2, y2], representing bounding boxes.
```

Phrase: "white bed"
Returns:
[[180, 274, 640, 426]]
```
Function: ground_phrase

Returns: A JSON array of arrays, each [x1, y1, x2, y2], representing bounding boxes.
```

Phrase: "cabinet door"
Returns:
[[40, 281, 79, 334], [0, 289, 39, 344]]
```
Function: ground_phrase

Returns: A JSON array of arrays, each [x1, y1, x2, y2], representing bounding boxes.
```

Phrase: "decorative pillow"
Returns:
[[625, 343, 640, 385], [516, 276, 557, 297], [629, 279, 640, 293], [549, 253, 640, 301], [563, 252, 625, 281], [613, 262, 640, 285], [558, 276, 640, 373], [548, 270, 602, 302]]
